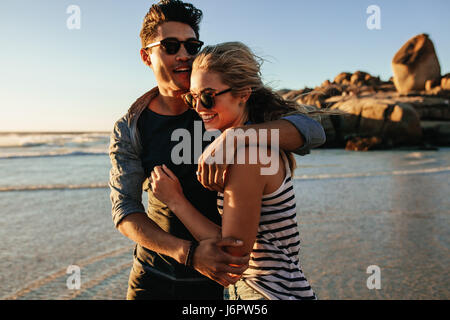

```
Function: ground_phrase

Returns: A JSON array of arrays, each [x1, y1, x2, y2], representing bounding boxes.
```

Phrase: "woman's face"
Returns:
[[189, 69, 248, 131]]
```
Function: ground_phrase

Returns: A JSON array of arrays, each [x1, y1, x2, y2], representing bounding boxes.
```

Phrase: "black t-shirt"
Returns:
[[136, 107, 220, 279]]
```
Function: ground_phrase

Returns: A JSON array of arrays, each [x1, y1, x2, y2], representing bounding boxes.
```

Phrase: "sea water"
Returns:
[[0, 132, 448, 299]]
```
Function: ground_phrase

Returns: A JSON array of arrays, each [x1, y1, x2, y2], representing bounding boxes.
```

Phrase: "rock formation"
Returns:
[[279, 33, 450, 151], [391, 33, 441, 95]]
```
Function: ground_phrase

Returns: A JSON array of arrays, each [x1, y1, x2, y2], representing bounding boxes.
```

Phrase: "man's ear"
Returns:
[[140, 48, 152, 67]]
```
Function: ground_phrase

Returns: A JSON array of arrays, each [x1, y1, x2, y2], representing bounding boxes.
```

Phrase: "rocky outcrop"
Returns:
[[280, 72, 450, 150], [420, 121, 450, 146], [391, 34, 441, 95], [326, 94, 424, 148], [441, 73, 450, 91], [278, 33, 449, 151]]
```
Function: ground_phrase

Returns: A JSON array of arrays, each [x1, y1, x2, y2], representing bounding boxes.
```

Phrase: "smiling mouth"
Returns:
[[200, 114, 217, 122], [173, 67, 191, 73]]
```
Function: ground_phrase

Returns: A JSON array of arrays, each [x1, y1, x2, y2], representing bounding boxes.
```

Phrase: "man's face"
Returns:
[[142, 21, 197, 94]]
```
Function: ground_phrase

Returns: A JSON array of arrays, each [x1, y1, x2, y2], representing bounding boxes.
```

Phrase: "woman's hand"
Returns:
[[197, 128, 236, 192], [150, 164, 184, 209]]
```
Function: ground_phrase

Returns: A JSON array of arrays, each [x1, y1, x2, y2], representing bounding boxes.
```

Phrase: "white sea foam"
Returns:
[[405, 152, 425, 159], [1, 166, 448, 192], [0, 132, 109, 148], [293, 166, 450, 180], [0, 149, 108, 159], [0, 183, 109, 192], [0, 132, 109, 159]]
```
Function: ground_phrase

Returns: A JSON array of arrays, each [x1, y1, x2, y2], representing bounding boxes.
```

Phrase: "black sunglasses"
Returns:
[[182, 88, 233, 109], [145, 37, 204, 55]]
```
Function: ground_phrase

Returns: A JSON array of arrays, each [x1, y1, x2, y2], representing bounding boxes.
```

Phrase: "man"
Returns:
[[109, 0, 326, 300]]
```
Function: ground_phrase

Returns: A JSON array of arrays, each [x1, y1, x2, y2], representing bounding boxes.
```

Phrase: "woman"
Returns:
[[150, 42, 321, 300]]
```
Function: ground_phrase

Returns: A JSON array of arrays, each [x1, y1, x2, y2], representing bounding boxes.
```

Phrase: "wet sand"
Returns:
[[1, 149, 449, 299]]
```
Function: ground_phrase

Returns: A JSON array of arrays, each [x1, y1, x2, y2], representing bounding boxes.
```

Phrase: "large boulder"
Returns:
[[281, 65, 449, 149], [326, 97, 423, 146], [392, 33, 441, 95], [345, 137, 382, 151], [334, 72, 352, 85], [350, 71, 381, 87], [421, 121, 450, 146], [441, 73, 450, 90], [403, 96, 450, 120]]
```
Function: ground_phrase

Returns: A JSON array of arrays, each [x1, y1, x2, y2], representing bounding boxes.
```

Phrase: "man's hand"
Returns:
[[192, 237, 250, 287]]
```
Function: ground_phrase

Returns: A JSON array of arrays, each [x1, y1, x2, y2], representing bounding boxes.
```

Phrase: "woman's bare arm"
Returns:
[[220, 147, 267, 256], [151, 165, 222, 241], [169, 195, 222, 241], [152, 146, 275, 257]]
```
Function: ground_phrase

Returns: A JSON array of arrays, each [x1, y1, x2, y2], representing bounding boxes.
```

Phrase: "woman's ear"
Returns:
[[240, 87, 252, 104], [140, 48, 152, 68]]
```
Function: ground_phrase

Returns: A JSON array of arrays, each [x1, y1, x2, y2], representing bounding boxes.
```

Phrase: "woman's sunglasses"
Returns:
[[145, 38, 204, 56], [182, 88, 233, 109]]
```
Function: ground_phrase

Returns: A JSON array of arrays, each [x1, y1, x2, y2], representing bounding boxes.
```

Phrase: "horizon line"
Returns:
[[0, 131, 110, 134]]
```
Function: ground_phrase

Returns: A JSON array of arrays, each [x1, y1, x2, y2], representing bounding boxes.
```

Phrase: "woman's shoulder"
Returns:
[[228, 146, 286, 194]]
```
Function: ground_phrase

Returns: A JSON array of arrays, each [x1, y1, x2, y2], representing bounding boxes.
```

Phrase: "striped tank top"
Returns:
[[217, 152, 316, 300]]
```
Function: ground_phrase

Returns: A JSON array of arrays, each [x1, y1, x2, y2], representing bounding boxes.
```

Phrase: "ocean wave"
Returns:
[[0, 132, 109, 148], [0, 183, 109, 192], [2, 166, 449, 192], [293, 166, 450, 180], [0, 150, 108, 159]]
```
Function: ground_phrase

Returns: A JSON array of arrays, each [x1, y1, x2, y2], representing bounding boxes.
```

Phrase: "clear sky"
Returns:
[[0, 0, 449, 132]]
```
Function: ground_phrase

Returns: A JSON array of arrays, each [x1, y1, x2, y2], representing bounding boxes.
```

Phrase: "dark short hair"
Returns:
[[140, 0, 203, 48]]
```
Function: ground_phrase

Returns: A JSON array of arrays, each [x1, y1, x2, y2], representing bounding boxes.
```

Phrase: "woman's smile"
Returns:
[[190, 70, 246, 131], [199, 112, 217, 123]]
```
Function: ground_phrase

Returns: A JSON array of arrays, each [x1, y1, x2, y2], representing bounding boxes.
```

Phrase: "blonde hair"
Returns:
[[195, 42, 334, 116], [193, 42, 309, 172]]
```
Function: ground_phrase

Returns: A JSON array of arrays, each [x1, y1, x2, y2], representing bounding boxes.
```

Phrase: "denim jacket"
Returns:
[[109, 87, 326, 227]]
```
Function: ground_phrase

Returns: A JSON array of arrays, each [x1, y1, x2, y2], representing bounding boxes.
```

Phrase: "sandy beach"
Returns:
[[1, 136, 448, 300]]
